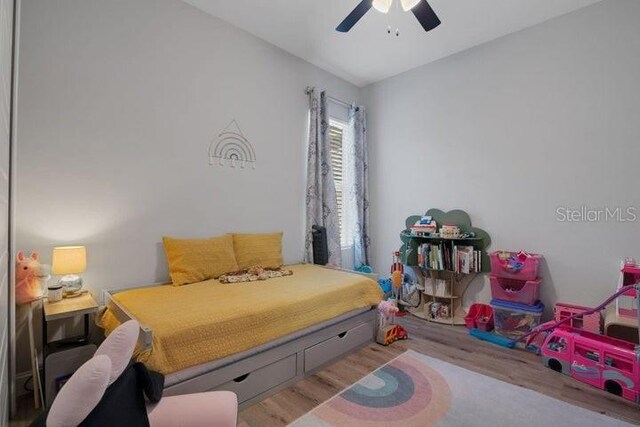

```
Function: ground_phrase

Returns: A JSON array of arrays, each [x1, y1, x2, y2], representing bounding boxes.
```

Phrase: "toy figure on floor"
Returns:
[[390, 251, 408, 317], [376, 300, 409, 345], [391, 251, 403, 295], [374, 252, 410, 346]]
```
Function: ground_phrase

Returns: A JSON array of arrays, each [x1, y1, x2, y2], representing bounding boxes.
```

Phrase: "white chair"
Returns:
[[42, 320, 238, 427]]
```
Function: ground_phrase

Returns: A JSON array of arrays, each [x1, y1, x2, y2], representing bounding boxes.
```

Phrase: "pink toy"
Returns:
[[376, 300, 407, 345], [377, 300, 399, 329], [541, 327, 640, 403], [489, 251, 541, 281], [465, 303, 494, 331], [490, 276, 541, 305], [15, 252, 49, 305], [515, 284, 640, 403], [378, 300, 399, 315], [554, 302, 601, 334], [616, 260, 640, 319]]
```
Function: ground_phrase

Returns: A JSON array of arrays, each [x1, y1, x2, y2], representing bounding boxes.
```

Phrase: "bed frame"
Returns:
[[102, 287, 377, 408]]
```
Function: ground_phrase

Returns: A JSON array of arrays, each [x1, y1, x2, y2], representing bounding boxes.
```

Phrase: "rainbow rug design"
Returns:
[[289, 350, 634, 427]]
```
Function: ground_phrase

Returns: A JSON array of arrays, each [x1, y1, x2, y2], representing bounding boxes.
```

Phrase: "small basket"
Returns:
[[465, 303, 494, 331]]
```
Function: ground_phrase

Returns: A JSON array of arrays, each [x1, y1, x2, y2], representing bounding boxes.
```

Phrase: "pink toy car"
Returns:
[[541, 327, 640, 403]]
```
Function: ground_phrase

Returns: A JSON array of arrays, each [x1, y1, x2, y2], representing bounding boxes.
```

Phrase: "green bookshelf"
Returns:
[[399, 209, 491, 325]]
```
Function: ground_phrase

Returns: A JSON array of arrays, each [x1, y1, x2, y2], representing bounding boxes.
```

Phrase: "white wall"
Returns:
[[363, 0, 640, 312], [15, 0, 359, 372], [16, 0, 359, 287]]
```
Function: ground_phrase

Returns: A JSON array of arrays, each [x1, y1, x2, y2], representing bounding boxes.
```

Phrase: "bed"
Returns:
[[100, 264, 382, 407]]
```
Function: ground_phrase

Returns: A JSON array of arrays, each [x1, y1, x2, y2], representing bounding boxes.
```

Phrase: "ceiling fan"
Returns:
[[336, 0, 441, 33]]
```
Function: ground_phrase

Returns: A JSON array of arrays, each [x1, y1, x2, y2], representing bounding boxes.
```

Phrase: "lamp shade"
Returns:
[[52, 246, 87, 275]]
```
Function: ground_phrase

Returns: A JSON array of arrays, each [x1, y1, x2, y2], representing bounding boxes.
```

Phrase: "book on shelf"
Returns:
[[418, 242, 482, 273]]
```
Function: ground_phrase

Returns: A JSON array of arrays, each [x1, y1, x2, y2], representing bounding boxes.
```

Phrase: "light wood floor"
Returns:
[[238, 316, 640, 426], [11, 316, 640, 426]]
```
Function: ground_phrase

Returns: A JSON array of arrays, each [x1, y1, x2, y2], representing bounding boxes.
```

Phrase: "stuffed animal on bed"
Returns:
[[218, 265, 293, 284], [15, 251, 50, 305]]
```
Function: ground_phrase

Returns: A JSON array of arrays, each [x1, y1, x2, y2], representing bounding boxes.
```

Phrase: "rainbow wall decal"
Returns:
[[209, 119, 256, 168]]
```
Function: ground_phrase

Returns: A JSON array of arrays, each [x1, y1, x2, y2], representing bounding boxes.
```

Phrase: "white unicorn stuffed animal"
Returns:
[[15, 251, 50, 305]]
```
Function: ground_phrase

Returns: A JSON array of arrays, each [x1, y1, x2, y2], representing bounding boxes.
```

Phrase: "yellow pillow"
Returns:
[[232, 232, 283, 269], [162, 235, 238, 286]]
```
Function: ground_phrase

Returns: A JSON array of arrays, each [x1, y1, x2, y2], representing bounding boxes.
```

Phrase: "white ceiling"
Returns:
[[183, 0, 603, 87]]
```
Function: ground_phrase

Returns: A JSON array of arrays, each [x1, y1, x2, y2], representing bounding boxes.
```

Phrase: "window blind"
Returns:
[[329, 123, 345, 246]]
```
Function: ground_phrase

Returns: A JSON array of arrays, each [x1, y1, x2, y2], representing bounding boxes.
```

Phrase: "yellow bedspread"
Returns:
[[100, 264, 382, 375]]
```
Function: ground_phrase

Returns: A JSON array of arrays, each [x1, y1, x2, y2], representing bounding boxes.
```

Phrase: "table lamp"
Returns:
[[52, 246, 87, 297]]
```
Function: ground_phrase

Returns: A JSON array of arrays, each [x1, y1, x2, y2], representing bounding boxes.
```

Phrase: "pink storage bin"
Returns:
[[490, 251, 541, 281], [490, 275, 541, 305]]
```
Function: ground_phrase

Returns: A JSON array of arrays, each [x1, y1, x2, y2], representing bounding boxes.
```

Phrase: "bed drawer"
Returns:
[[216, 354, 297, 404], [304, 321, 374, 372]]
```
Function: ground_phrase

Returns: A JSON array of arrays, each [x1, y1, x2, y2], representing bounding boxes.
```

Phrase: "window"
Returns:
[[329, 120, 349, 247], [603, 353, 632, 373], [546, 336, 567, 353], [574, 343, 599, 362]]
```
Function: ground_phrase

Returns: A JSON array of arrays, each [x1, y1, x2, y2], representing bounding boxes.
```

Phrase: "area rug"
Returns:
[[289, 349, 634, 427]]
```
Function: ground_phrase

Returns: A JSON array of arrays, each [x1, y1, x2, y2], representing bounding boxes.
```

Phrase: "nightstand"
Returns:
[[42, 292, 99, 406]]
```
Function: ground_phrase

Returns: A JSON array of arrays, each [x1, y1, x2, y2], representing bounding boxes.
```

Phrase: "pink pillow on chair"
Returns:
[[46, 355, 111, 427], [95, 320, 140, 385]]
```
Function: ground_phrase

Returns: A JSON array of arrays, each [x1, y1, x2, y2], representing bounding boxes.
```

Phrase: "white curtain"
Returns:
[[305, 90, 342, 266], [343, 105, 370, 268]]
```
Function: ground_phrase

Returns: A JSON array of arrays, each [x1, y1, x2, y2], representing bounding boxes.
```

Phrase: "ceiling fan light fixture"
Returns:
[[400, 0, 420, 12], [372, 0, 393, 14]]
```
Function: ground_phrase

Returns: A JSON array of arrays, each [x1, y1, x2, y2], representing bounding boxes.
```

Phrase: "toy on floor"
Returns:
[[472, 284, 639, 350], [377, 324, 409, 346], [541, 326, 639, 403], [554, 302, 601, 334], [377, 300, 398, 328], [491, 300, 545, 339], [465, 304, 494, 331], [616, 259, 640, 319], [472, 280, 640, 403], [522, 320, 556, 353], [389, 251, 409, 316], [390, 251, 404, 292], [604, 305, 638, 344], [376, 300, 409, 345]]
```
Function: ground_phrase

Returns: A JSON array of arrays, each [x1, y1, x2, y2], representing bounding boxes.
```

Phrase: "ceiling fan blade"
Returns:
[[336, 0, 373, 33], [412, 0, 441, 32]]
